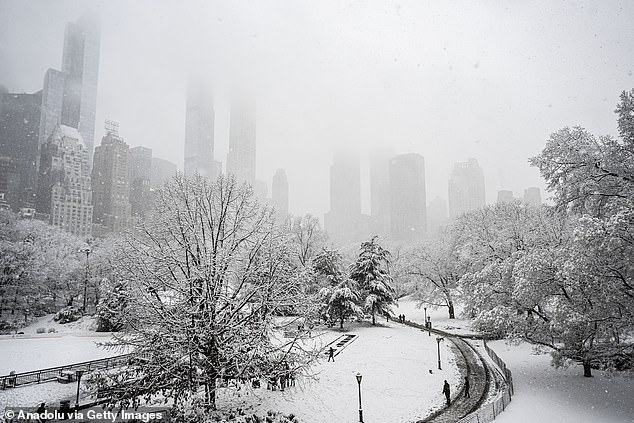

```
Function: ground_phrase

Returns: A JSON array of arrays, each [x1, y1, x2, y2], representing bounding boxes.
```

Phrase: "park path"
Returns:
[[401, 320, 497, 423]]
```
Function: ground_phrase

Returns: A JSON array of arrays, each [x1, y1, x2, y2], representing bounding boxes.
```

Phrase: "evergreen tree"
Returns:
[[349, 236, 396, 325]]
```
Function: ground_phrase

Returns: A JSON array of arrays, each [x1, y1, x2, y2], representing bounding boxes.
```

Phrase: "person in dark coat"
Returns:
[[464, 376, 470, 398], [37, 402, 47, 423], [327, 346, 335, 362], [442, 380, 451, 405]]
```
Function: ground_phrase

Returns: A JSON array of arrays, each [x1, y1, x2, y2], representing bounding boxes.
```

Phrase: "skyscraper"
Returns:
[[36, 125, 93, 236], [184, 78, 221, 179], [448, 158, 485, 219], [92, 121, 131, 234], [129, 146, 152, 220], [61, 12, 101, 165], [427, 196, 449, 238], [151, 157, 177, 189], [497, 190, 514, 204], [369, 150, 391, 237], [324, 151, 365, 245], [0, 90, 42, 210], [272, 169, 289, 224], [389, 153, 427, 241], [523, 187, 542, 206], [38, 13, 101, 166], [226, 98, 256, 185]]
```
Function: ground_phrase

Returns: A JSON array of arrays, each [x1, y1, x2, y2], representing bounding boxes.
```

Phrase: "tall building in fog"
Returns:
[[92, 122, 131, 233], [389, 153, 426, 241], [38, 13, 101, 167], [151, 157, 177, 189], [226, 98, 256, 185], [272, 169, 289, 224], [36, 125, 92, 236], [0, 90, 41, 210], [38, 69, 65, 151], [497, 190, 514, 204], [184, 78, 221, 179], [427, 196, 449, 238], [129, 146, 152, 220], [324, 151, 366, 245], [523, 187, 542, 206], [369, 150, 391, 237], [448, 158, 485, 219]]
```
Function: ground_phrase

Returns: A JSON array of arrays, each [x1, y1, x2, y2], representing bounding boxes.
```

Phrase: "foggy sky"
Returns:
[[1, 0, 633, 219]]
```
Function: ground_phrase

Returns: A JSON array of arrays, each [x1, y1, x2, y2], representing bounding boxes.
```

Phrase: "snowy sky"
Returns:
[[1, 0, 633, 219]]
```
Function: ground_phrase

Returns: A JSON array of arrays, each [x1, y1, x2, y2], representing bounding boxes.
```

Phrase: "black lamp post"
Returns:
[[424, 307, 427, 324], [355, 372, 364, 422], [75, 370, 84, 410], [80, 248, 91, 311], [436, 337, 444, 370]]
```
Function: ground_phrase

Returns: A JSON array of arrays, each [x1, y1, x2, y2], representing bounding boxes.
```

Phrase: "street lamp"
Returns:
[[80, 248, 91, 311], [427, 316, 431, 336], [75, 370, 84, 410], [355, 372, 364, 423], [424, 307, 427, 324], [436, 337, 444, 370]]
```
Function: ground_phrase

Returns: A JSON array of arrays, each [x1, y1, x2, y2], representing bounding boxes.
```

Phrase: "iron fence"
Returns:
[[458, 341, 514, 423], [0, 354, 134, 390]]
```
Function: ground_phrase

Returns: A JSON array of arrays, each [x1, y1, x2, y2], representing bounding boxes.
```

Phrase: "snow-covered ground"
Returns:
[[397, 294, 475, 336], [222, 320, 461, 423], [489, 340, 634, 423]]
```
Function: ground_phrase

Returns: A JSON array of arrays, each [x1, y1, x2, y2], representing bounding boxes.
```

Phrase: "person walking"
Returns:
[[442, 380, 451, 406], [36, 402, 47, 423], [327, 346, 335, 362], [464, 376, 470, 398]]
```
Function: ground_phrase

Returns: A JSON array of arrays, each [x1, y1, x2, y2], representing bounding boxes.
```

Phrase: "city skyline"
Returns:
[[1, 1, 634, 220]]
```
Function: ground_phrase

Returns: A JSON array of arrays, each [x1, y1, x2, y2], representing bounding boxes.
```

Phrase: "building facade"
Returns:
[[324, 151, 366, 245], [226, 98, 256, 186], [389, 153, 427, 241], [448, 158, 485, 219], [151, 157, 177, 189], [38, 13, 101, 167], [272, 168, 289, 224], [523, 187, 542, 206], [184, 78, 220, 179], [129, 146, 153, 220], [369, 150, 391, 237], [36, 125, 93, 236], [92, 125, 131, 233], [427, 196, 449, 238], [0, 90, 42, 210]]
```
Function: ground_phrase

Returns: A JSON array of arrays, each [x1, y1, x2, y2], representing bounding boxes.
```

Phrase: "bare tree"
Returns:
[[92, 174, 320, 412]]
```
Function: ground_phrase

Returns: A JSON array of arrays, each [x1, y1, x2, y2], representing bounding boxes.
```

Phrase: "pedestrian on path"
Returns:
[[442, 380, 451, 406], [37, 402, 47, 423], [464, 376, 470, 398], [327, 346, 335, 362]]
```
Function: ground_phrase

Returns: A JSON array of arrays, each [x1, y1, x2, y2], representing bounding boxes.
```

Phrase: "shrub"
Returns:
[[48, 327, 57, 333], [36, 327, 46, 334], [54, 306, 83, 324]]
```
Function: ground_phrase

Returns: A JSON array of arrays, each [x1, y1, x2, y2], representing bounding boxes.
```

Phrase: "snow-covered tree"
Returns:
[[288, 214, 328, 267], [91, 174, 320, 412], [349, 236, 396, 325], [313, 248, 362, 328], [405, 230, 461, 319]]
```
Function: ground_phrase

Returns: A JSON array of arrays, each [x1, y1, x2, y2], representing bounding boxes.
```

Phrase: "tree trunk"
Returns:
[[583, 359, 593, 377], [371, 304, 376, 325], [448, 300, 455, 319], [340, 315, 344, 329]]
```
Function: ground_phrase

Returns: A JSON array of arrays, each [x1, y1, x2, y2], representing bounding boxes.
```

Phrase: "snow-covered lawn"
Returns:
[[397, 295, 475, 336], [489, 340, 634, 423], [222, 320, 461, 423]]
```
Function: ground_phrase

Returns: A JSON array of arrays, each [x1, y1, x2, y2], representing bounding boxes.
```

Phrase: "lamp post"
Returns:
[[355, 372, 364, 422], [424, 307, 427, 324], [436, 337, 444, 370], [427, 316, 431, 336], [80, 248, 91, 311], [75, 370, 84, 410]]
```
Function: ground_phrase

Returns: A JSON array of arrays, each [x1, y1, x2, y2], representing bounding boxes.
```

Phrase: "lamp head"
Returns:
[[356, 372, 362, 384]]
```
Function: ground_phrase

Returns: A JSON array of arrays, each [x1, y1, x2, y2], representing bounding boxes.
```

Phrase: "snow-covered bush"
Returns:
[[36, 327, 46, 333], [175, 407, 302, 423], [54, 306, 83, 324]]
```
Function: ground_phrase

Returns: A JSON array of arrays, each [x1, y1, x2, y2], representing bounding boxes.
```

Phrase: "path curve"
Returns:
[[402, 320, 500, 423]]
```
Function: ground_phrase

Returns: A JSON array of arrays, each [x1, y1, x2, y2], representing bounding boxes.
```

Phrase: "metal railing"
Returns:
[[0, 354, 134, 390], [458, 341, 514, 423]]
